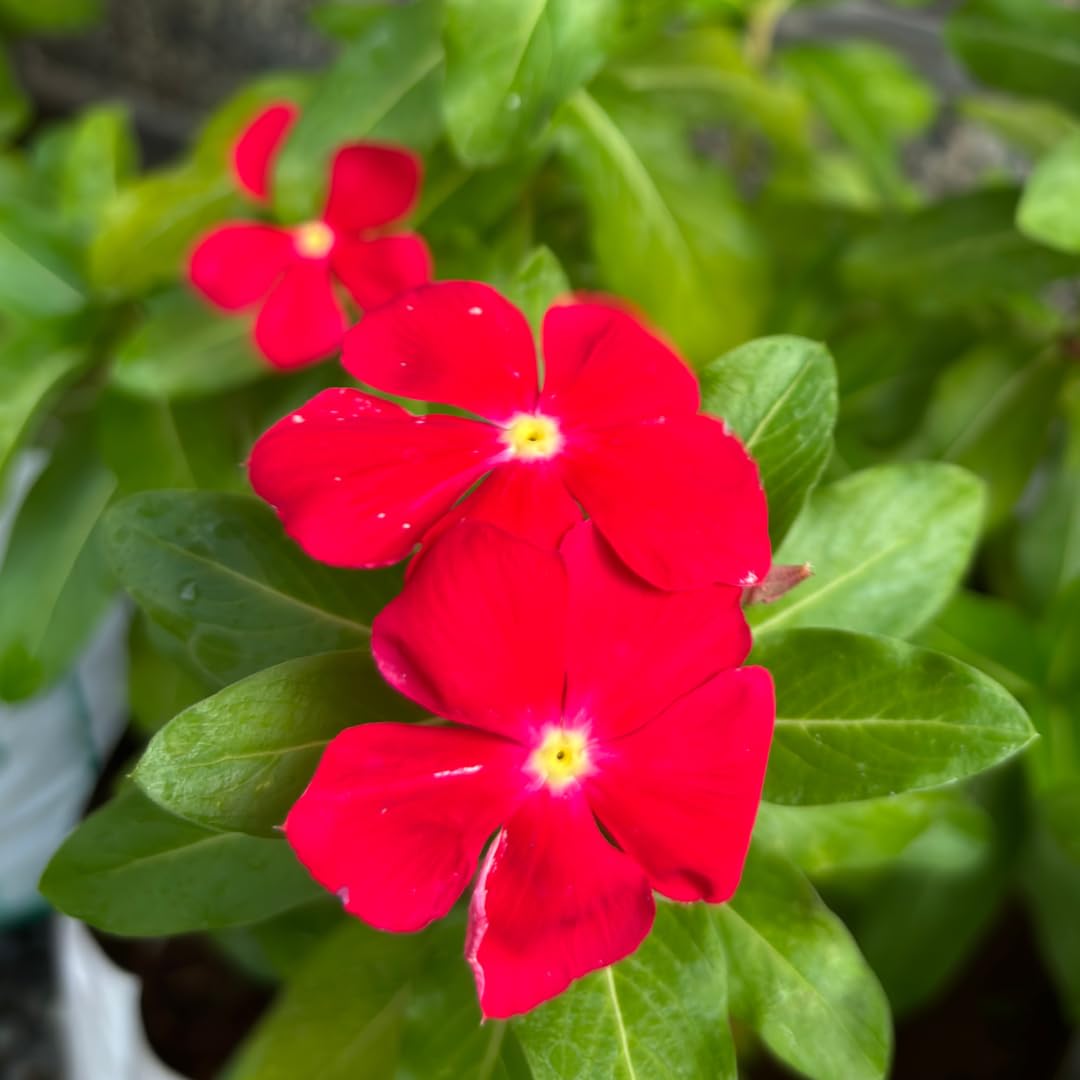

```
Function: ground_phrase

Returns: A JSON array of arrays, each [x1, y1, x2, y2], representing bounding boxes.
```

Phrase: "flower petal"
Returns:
[[372, 522, 566, 740], [188, 224, 294, 310], [331, 233, 433, 311], [540, 299, 699, 428], [467, 790, 655, 1019], [232, 102, 298, 201], [413, 464, 581, 571], [562, 414, 771, 590], [254, 260, 349, 369], [587, 667, 775, 903], [342, 281, 538, 420], [562, 523, 750, 739], [248, 388, 501, 567], [323, 143, 423, 233], [285, 723, 527, 933]]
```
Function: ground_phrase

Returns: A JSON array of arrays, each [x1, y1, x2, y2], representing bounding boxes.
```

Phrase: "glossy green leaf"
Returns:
[[1018, 134, 1080, 255], [500, 245, 570, 333], [517, 902, 735, 1080], [751, 464, 984, 639], [273, 2, 443, 221], [443, 0, 616, 165], [700, 335, 837, 544], [755, 628, 1036, 805], [719, 849, 891, 1080], [946, 0, 1080, 112], [136, 650, 421, 836], [555, 88, 764, 362], [89, 166, 240, 295], [228, 916, 526, 1080], [0, 429, 116, 701], [40, 787, 321, 936], [104, 491, 397, 687], [753, 792, 975, 877], [0, 200, 86, 317], [842, 189, 1076, 310], [127, 615, 205, 736], [111, 289, 265, 399], [0, 329, 85, 482]]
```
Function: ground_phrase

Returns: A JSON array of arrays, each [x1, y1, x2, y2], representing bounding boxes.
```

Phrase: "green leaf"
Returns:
[[0, 328, 85, 482], [960, 93, 1080, 159], [0, 0, 100, 30], [0, 46, 28, 141], [719, 849, 891, 1080], [850, 800, 1010, 1014], [842, 189, 1077, 310], [946, 0, 1080, 112], [753, 792, 974, 877], [1018, 134, 1080, 254], [780, 42, 934, 206], [755, 628, 1036, 805], [751, 463, 985, 639], [110, 289, 265, 399], [104, 491, 397, 686], [555, 88, 764, 362], [127, 615, 206, 736], [0, 200, 86, 317], [89, 166, 240, 296], [443, 0, 616, 166], [516, 902, 735, 1080], [55, 105, 137, 233], [700, 335, 837, 545], [40, 786, 321, 936], [0, 428, 116, 700], [499, 245, 570, 334], [273, 2, 443, 221], [227, 916, 526, 1080], [916, 590, 1048, 698], [135, 650, 421, 836]]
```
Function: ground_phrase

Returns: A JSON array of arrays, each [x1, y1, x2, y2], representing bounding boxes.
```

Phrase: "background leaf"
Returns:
[[755, 628, 1036, 805], [40, 786, 321, 936], [751, 463, 985, 639], [443, 0, 617, 165], [700, 335, 837, 544], [1018, 133, 1080, 255]]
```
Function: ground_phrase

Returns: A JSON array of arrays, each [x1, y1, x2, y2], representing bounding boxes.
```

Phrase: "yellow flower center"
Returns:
[[528, 727, 592, 792], [293, 221, 335, 259], [503, 413, 563, 461]]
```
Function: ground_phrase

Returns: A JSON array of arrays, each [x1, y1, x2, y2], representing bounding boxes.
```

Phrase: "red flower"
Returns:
[[285, 522, 775, 1017], [249, 281, 770, 590], [188, 102, 432, 369]]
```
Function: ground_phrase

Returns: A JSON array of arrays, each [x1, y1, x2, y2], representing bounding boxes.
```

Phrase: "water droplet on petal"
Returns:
[[290, 414, 305, 425], [468, 306, 484, 316]]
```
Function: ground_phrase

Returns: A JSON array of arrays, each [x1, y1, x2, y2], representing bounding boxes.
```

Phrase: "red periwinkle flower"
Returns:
[[188, 102, 432, 369], [285, 521, 775, 1018], [249, 281, 771, 590]]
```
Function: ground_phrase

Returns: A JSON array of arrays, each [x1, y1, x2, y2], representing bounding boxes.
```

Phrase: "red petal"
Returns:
[[372, 523, 566, 740], [467, 790, 655, 1019], [248, 388, 501, 567], [331, 233, 433, 311], [285, 723, 527, 933], [254, 261, 349, 369], [587, 667, 774, 903], [188, 224, 293, 310], [562, 523, 750, 739], [413, 464, 581, 571], [232, 102, 298, 201], [323, 143, 423, 233], [563, 415, 771, 590], [342, 281, 538, 420], [540, 299, 699, 428]]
